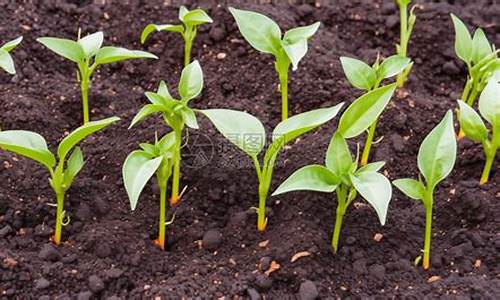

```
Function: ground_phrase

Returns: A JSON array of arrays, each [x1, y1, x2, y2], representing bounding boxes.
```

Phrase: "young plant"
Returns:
[[395, 0, 416, 87], [0, 117, 120, 245], [457, 78, 500, 184], [141, 6, 212, 67], [229, 7, 320, 121], [272, 84, 397, 252], [201, 104, 344, 232], [393, 110, 456, 270], [37, 32, 157, 124], [451, 14, 500, 137], [0, 36, 23, 75], [340, 56, 411, 165], [123, 132, 176, 250], [129, 60, 203, 206]]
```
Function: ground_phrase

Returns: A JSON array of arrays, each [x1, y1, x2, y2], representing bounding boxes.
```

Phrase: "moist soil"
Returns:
[[1, 0, 499, 298]]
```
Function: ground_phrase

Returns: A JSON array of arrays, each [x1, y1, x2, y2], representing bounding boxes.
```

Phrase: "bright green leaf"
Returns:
[[182, 9, 213, 26], [179, 60, 203, 101], [145, 92, 168, 106], [63, 146, 84, 188], [129, 104, 165, 128], [157, 80, 173, 100], [457, 100, 488, 142], [472, 28, 492, 64], [140, 24, 184, 44], [179, 6, 190, 21], [340, 56, 377, 90], [283, 22, 320, 43], [272, 165, 339, 196], [325, 132, 352, 175], [0, 130, 56, 170], [78, 31, 103, 57], [377, 55, 412, 79], [1, 36, 23, 52], [182, 108, 199, 129], [282, 39, 307, 71], [356, 161, 385, 175], [350, 172, 392, 226], [0, 49, 15, 74], [95, 46, 157, 65], [478, 79, 500, 127], [393, 178, 425, 200], [37, 37, 85, 63], [451, 14, 473, 64]]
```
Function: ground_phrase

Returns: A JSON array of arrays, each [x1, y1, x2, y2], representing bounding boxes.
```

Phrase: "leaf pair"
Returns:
[[0, 36, 22, 74]]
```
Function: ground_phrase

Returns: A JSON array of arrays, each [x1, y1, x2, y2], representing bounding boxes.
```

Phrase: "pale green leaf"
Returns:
[[179, 6, 190, 21], [340, 56, 377, 90], [283, 22, 320, 43], [393, 178, 425, 201], [182, 108, 199, 129], [0, 49, 15, 74], [78, 31, 103, 57], [472, 28, 492, 64], [0, 130, 56, 170], [282, 39, 307, 71], [157, 80, 173, 100], [356, 161, 385, 175], [129, 104, 165, 128], [350, 172, 392, 226], [140, 24, 184, 44], [37, 37, 85, 63], [179, 60, 203, 101], [457, 100, 488, 142], [377, 55, 411, 79], [182, 9, 213, 26], [325, 132, 352, 175], [63, 147, 84, 188], [478, 79, 500, 127], [1, 36, 23, 52], [451, 14, 473, 64], [272, 165, 339, 196], [95, 46, 157, 65]]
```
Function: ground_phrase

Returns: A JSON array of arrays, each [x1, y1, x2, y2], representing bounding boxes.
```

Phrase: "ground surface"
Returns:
[[0, 0, 499, 298]]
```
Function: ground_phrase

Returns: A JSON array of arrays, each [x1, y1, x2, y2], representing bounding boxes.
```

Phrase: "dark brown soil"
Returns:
[[1, 0, 499, 298]]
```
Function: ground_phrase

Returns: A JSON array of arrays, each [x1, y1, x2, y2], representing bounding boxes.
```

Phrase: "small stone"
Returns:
[[202, 229, 222, 251], [260, 256, 272, 271], [38, 244, 61, 262], [247, 288, 261, 300], [254, 274, 273, 291], [105, 267, 123, 279], [296, 4, 314, 17], [94, 198, 109, 215], [373, 233, 383, 242], [77, 291, 92, 300], [229, 211, 247, 226], [34, 224, 52, 237], [381, 2, 396, 14], [369, 264, 385, 280], [75, 204, 93, 221], [467, 231, 485, 247], [2, 257, 18, 269], [216, 52, 227, 60], [209, 27, 226, 42], [299, 280, 319, 300], [385, 15, 399, 29], [88, 275, 105, 293], [94, 242, 112, 258], [443, 61, 460, 75], [390, 133, 405, 152], [35, 277, 50, 290], [0, 224, 13, 237], [353, 259, 367, 274], [427, 275, 441, 283]]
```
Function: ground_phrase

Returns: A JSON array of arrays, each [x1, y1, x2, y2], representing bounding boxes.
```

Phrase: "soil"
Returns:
[[1, 0, 499, 298]]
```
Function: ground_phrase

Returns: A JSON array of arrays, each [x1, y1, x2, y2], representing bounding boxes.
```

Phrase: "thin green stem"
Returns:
[[331, 185, 347, 253], [257, 184, 268, 232], [170, 129, 182, 205], [280, 73, 289, 121], [157, 182, 167, 250], [466, 81, 480, 107], [422, 191, 433, 270], [53, 192, 65, 245], [480, 151, 496, 185], [396, 3, 408, 87], [361, 117, 378, 166], [81, 77, 90, 124], [183, 27, 195, 67], [461, 77, 473, 102]]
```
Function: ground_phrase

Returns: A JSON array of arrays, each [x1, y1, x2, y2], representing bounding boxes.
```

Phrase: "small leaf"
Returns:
[[95, 46, 157, 65], [282, 39, 307, 71], [283, 22, 320, 43], [472, 28, 492, 64], [457, 100, 488, 142], [325, 132, 352, 175], [63, 147, 84, 188], [229, 7, 282, 55], [272, 165, 339, 196], [1, 36, 23, 52], [179, 60, 203, 101], [37, 37, 85, 63], [0, 130, 56, 170], [350, 172, 392, 226], [145, 92, 168, 106], [157, 80, 173, 100], [129, 104, 165, 128], [393, 178, 425, 200], [0, 49, 15, 74], [340, 56, 377, 90], [140, 24, 184, 44], [123, 150, 163, 211], [478, 79, 500, 127], [356, 161, 385, 175], [182, 9, 213, 26], [451, 14, 473, 64], [377, 55, 412, 79], [179, 6, 190, 21], [337, 84, 397, 138], [78, 31, 103, 57], [182, 108, 199, 129]]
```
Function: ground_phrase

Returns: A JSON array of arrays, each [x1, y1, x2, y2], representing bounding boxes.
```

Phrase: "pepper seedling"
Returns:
[[229, 7, 320, 121], [129, 60, 203, 206], [37, 32, 157, 124], [0, 117, 120, 245], [141, 6, 212, 67], [457, 78, 500, 184], [451, 14, 500, 137], [395, 0, 416, 87], [0, 36, 22, 75], [272, 84, 397, 252], [123, 132, 176, 250], [201, 104, 344, 232], [393, 110, 456, 269], [340, 56, 410, 165]]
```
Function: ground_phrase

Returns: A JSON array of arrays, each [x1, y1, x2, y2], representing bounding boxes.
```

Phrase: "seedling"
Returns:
[[272, 84, 397, 252], [451, 14, 500, 137], [129, 60, 203, 206], [141, 6, 212, 66], [229, 7, 320, 121], [393, 110, 456, 269], [0, 117, 120, 245], [457, 78, 500, 184], [0, 36, 22, 74], [340, 55, 410, 165], [123, 132, 176, 250], [395, 0, 416, 87], [201, 104, 344, 231], [37, 32, 157, 124]]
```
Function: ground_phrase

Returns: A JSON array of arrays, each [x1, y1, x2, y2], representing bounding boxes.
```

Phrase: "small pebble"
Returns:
[[38, 244, 61, 262], [88, 275, 105, 293], [35, 277, 50, 290], [299, 280, 319, 300], [202, 229, 222, 251], [216, 52, 227, 60]]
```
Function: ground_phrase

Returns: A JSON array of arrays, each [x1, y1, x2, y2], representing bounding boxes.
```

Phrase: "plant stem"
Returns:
[[280, 72, 289, 121], [53, 192, 65, 245], [157, 182, 167, 250], [396, 2, 408, 87], [81, 77, 90, 124], [466, 82, 480, 107], [422, 192, 433, 270], [480, 152, 495, 185], [170, 129, 182, 206], [331, 186, 346, 253], [361, 118, 378, 166], [257, 184, 268, 232], [183, 27, 195, 67]]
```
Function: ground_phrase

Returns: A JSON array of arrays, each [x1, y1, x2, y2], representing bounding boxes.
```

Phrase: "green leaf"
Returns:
[[377, 55, 412, 79], [0, 49, 15, 74], [63, 147, 84, 188], [457, 100, 488, 142], [282, 39, 307, 71], [129, 104, 165, 128], [451, 14, 473, 64], [158, 132, 177, 152], [182, 107, 199, 129], [145, 91, 168, 106], [58, 117, 120, 161], [157, 80, 173, 100], [78, 31, 103, 57], [179, 6, 190, 21], [140, 24, 184, 44], [95, 46, 157, 65], [123, 150, 163, 211], [417, 110, 456, 189], [1, 36, 23, 52], [337, 84, 397, 138], [37, 37, 85, 63], [350, 172, 392, 226], [201, 109, 265, 158], [472, 28, 492, 65], [182, 9, 213, 26], [0, 130, 56, 170], [356, 161, 385, 175], [478, 79, 500, 127], [229, 7, 282, 55], [139, 143, 156, 156], [393, 178, 425, 201], [340, 56, 377, 90], [272, 165, 339, 196], [179, 60, 203, 101], [325, 132, 352, 175], [283, 22, 320, 43]]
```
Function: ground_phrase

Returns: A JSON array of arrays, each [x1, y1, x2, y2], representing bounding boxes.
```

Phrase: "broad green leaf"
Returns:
[[356, 161, 385, 175], [0, 130, 56, 170], [179, 6, 190, 21], [1, 36, 23, 52], [158, 132, 177, 152], [145, 92, 169, 106], [282, 39, 307, 71], [78, 31, 103, 57], [157, 80, 173, 100], [179, 60, 203, 101], [182, 9, 213, 26], [283, 22, 320, 43], [340, 56, 377, 90], [377, 55, 411, 79], [337, 84, 397, 138], [393, 178, 424, 201], [229, 7, 282, 55], [457, 100, 488, 142], [478, 79, 500, 127], [472, 28, 492, 65], [129, 104, 165, 128], [325, 132, 352, 175], [63, 147, 84, 188], [123, 150, 163, 210], [139, 143, 156, 156], [37, 37, 85, 63], [417, 110, 456, 188], [0, 49, 15, 74], [58, 117, 120, 160], [451, 14, 473, 64], [182, 108, 199, 129], [350, 172, 392, 226], [272, 165, 339, 196], [95, 46, 157, 65], [140, 24, 184, 44], [201, 109, 265, 157]]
